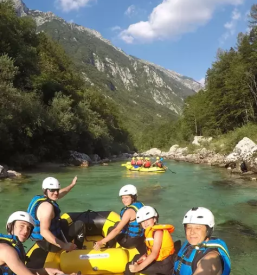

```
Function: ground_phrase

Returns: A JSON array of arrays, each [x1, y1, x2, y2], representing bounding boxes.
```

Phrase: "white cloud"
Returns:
[[219, 8, 241, 44], [125, 5, 136, 17], [120, 0, 245, 43], [111, 26, 122, 32], [55, 0, 95, 12]]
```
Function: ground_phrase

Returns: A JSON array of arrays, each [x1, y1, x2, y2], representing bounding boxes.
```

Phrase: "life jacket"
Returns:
[[131, 160, 136, 165], [174, 238, 231, 275], [144, 161, 151, 168], [157, 162, 163, 168], [145, 224, 175, 261], [27, 195, 61, 241], [120, 201, 144, 237], [0, 234, 26, 275], [136, 160, 142, 166]]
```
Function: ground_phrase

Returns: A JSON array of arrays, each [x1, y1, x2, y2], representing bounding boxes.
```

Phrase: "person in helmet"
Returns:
[[126, 206, 175, 275], [93, 184, 145, 253], [136, 157, 143, 167], [173, 207, 231, 275], [131, 157, 136, 166], [27, 176, 85, 267], [143, 158, 151, 168], [152, 157, 163, 168], [0, 211, 69, 275]]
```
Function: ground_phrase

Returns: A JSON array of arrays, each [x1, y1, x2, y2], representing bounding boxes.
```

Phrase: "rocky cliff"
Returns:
[[5, 0, 203, 119]]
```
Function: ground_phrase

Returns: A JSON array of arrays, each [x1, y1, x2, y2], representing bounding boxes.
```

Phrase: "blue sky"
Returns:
[[23, 0, 255, 83]]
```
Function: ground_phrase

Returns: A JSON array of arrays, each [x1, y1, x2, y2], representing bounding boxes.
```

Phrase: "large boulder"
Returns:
[[7, 170, 22, 177], [0, 165, 8, 179], [169, 145, 179, 153], [176, 147, 188, 155], [69, 151, 92, 166], [143, 148, 161, 156], [225, 137, 257, 163], [91, 154, 101, 163], [192, 136, 213, 146], [246, 157, 257, 173]]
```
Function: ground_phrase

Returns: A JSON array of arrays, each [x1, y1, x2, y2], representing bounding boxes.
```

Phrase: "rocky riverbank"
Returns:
[[3, 136, 257, 180], [139, 136, 257, 180], [0, 165, 21, 179], [0, 150, 134, 179]]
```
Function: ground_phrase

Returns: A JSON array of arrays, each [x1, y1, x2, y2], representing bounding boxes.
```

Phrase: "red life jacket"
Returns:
[[144, 161, 151, 168], [131, 160, 136, 165], [137, 160, 142, 165]]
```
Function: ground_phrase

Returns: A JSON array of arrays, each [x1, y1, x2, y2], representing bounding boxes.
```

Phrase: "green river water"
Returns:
[[0, 160, 256, 274]]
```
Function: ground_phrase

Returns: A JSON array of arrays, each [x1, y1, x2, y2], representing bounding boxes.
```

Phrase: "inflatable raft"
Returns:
[[122, 162, 166, 173], [26, 210, 139, 274]]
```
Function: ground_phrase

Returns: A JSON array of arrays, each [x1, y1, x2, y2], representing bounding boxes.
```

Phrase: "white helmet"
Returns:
[[119, 184, 137, 196], [136, 206, 157, 223], [42, 177, 60, 190], [183, 207, 215, 228], [6, 211, 35, 230]]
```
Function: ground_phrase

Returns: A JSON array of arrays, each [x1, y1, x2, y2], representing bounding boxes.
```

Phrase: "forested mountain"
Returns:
[[141, 5, 257, 151], [0, 0, 203, 166], [9, 0, 202, 119]]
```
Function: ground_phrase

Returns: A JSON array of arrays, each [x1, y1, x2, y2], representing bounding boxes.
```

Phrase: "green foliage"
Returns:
[[0, 3, 134, 166], [210, 123, 257, 154]]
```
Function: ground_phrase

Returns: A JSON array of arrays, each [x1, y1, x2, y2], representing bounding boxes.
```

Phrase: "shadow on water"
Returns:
[[139, 182, 166, 205], [218, 220, 257, 238], [247, 199, 257, 207], [211, 179, 241, 188]]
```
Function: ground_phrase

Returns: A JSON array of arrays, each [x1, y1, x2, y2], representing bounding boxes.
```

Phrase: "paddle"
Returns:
[[163, 165, 176, 174]]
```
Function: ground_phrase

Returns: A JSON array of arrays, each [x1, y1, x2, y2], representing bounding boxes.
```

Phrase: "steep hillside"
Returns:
[[5, 0, 203, 135]]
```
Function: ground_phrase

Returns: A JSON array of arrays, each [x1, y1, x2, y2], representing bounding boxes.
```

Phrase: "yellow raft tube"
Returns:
[[122, 162, 166, 173], [26, 211, 140, 275]]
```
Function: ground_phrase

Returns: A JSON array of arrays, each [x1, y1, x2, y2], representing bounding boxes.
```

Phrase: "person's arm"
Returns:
[[30, 267, 78, 275], [58, 176, 77, 199], [0, 243, 34, 275], [30, 268, 60, 275], [193, 250, 223, 275], [37, 202, 76, 251], [93, 209, 134, 250], [129, 230, 163, 273]]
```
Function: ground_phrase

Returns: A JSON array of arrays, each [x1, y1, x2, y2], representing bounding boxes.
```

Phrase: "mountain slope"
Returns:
[[7, 0, 203, 129]]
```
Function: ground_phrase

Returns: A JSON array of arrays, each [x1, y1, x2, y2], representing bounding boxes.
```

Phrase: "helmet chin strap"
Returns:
[[206, 226, 213, 239], [44, 189, 50, 199]]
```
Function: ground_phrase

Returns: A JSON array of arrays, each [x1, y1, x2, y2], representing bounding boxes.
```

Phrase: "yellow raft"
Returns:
[[122, 162, 166, 173], [26, 211, 140, 274]]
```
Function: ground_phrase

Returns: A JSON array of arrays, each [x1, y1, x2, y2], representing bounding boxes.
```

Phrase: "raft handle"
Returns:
[[92, 267, 98, 271]]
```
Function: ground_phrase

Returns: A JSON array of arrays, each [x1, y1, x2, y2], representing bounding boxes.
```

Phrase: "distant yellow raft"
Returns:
[[122, 162, 166, 173]]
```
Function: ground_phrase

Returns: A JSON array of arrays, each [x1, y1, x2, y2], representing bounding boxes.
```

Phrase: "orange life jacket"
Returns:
[[157, 162, 163, 168], [145, 224, 175, 261]]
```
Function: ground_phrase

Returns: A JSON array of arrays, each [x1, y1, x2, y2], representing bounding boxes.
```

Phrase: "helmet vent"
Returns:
[[197, 216, 203, 218], [192, 207, 198, 211], [20, 214, 25, 217]]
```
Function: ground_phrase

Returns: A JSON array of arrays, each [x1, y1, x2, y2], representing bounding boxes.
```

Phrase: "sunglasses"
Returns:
[[48, 189, 60, 193]]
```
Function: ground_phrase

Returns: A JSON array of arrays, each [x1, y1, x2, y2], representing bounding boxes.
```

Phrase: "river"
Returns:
[[0, 160, 256, 274]]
